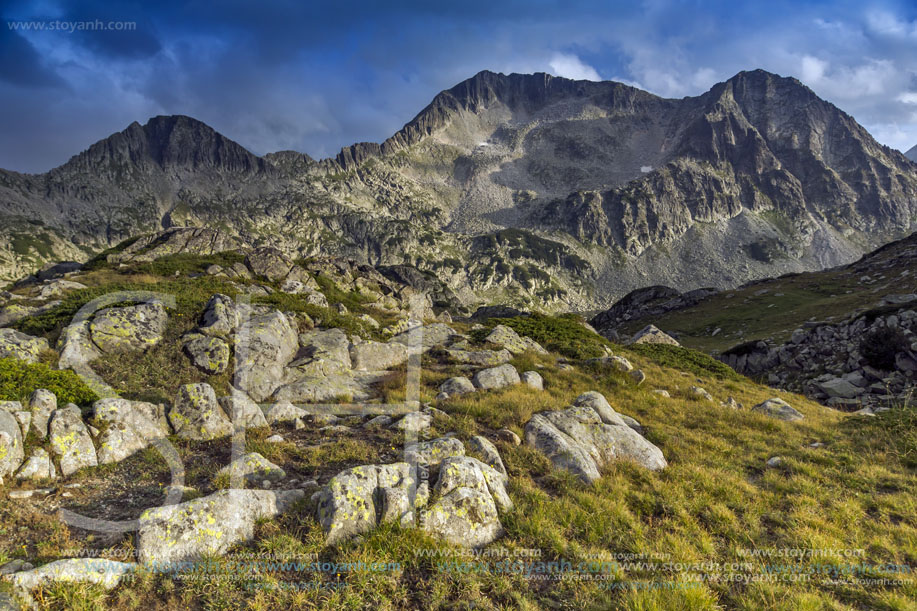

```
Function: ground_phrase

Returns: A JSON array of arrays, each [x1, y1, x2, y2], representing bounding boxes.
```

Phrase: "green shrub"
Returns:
[[477, 313, 612, 359], [860, 326, 910, 371], [626, 343, 743, 381], [0, 357, 99, 405]]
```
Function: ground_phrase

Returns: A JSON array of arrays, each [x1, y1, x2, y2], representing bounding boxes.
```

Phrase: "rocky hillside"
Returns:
[[591, 232, 917, 410], [2, 71, 917, 310], [0, 248, 915, 609]]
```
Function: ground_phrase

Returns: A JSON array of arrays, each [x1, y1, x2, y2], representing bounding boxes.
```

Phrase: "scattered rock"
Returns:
[[495, 429, 521, 446], [816, 378, 862, 400], [6, 558, 135, 593], [472, 364, 520, 391], [92, 398, 171, 464], [218, 388, 269, 429], [721, 396, 742, 409], [0, 409, 24, 482], [520, 371, 544, 390], [420, 456, 512, 548], [28, 389, 56, 438], [404, 437, 465, 467], [391, 412, 432, 432], [766, 456, 784, 468], [183, 334, 231, 374], [752, 398, 804, 422], [56, 320, 102, 370], [629, 369, 646, 385], [264, 401, 308, 425], [16, 448, 56, 480], [652, 389, 671, 398], [235, 311, 299, 402], [447, 348, 513, 367], [689, 386, 714, 402], [438, 376, 475, 398], [349, 340, 408, 371]]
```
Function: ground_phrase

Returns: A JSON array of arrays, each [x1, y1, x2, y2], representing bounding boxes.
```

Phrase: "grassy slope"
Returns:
[[614, 237, 917, 354], [0, 263, 915, 610]]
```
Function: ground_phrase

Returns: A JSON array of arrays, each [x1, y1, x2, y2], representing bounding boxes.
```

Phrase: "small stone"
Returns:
[[520, 371, 544, 390], [629, 369, 646, 385], [495, 429, 521, 446], [766, 456, 784, 468]]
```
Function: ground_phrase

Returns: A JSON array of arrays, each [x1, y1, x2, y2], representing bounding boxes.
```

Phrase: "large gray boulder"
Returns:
[[168, 383, 233, 440], [92, 398, 171, 464], [520, 371, 544, 390], [245, 247, 294, 281], [0, 409, 24, 482], [468, 435, 507, 478], [235, 311, 299, 401], [0, 328, 49, 363], [752, 398, 804, 422], [49, 405, 97, 476], [816, 378, 862, 400], [484, 325, 546, 355], [349, 340, 408, 371], [137, 488, 305, 565], [447, 349, 514, 367], [390, 323, 456, 350], [89, 302, 168, 353], [197, 294, 242, 337], [525, 393, 667, 483], [28, 389, 56, 438], [420, 456, 512, 548], [472, 364, 520, 390]]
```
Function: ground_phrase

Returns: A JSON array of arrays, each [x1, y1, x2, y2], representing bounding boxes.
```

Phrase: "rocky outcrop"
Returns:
[[630, 324, 680, 346], [751, 398, 804, 421], [92, 398, 171, 464], [720, 302, 916, 408], [89, 302, 169, 353]]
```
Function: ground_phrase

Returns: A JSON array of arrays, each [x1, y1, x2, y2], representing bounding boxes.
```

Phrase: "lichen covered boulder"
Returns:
[[92, 398, 171, 464], [89, 302, 168, 353], [16, 448, 56, 480], [6, 558, 136, 593], [315, 463, 419, 544], [234, 311, 299, 401], [183, 333, 231, 375], [0, 328, 49, 364], [48, 405, 97, 476], [420, 456, 512, 548], [28, 389, 57, 438], [168, 383, 233, 440], [218, 452, 286, 485], [137, 489, 305, 564], [349, 340, 408, 371]]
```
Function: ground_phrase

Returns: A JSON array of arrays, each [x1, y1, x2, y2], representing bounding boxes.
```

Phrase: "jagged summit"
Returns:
[[0, 69, 915, 311], [52, 115, 272, 176]]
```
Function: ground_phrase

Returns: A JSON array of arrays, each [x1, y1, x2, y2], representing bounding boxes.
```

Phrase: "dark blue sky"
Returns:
[[2, 0, 917, 173]]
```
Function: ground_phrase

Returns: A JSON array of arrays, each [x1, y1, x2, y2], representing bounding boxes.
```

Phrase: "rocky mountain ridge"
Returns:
[[2, 70, 916, 311]]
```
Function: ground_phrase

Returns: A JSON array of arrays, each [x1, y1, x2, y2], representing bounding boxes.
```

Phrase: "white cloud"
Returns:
[[800, 55, 828, 83], [897, 92, 917, 105], [547, 53, 601, 81]]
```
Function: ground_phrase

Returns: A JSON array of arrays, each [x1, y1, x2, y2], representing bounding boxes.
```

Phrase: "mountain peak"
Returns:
[[53, 115, 270, 176], [906, 144, 917, 162]]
